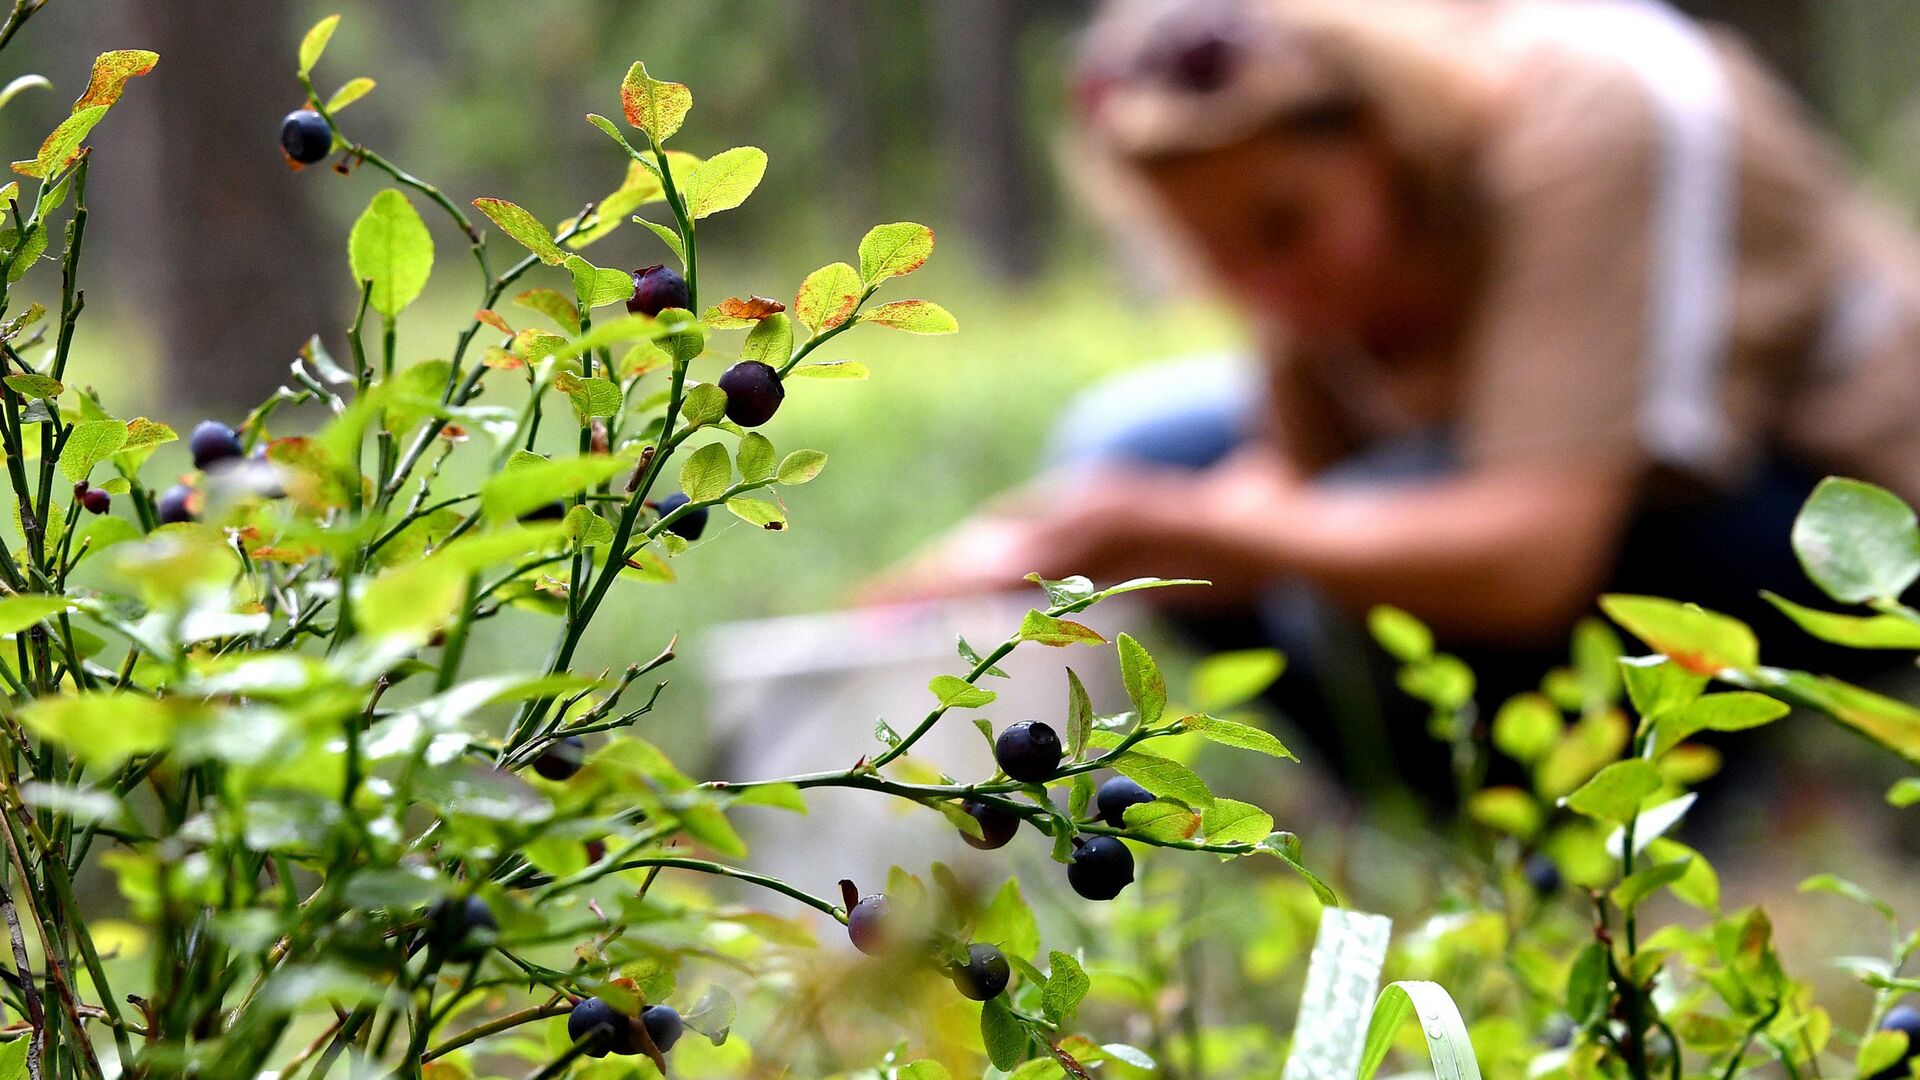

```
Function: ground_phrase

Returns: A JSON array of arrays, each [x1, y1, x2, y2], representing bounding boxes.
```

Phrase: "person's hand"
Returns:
[[857, 461, 1305, 608]]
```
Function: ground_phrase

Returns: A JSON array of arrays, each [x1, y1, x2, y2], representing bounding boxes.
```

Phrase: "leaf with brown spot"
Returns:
[[73, 50, 158, 112]]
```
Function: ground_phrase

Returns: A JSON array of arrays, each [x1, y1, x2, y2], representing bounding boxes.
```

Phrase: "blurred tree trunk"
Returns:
[[121, 0, 336, 413], [931, 0, 1043, 280], [805, 0, 880, 231]]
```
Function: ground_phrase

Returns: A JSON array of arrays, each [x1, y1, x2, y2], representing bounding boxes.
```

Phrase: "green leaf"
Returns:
[[562, 505, 615, 548], [677, 803, 747, 859], [1600, 595, 1758, 675], [1858, 1031, 1910, 1080], [980, 996, 1033, 1071], [473, 198, 566, 266], [514, 288, 580, 335], [736, 432, 775, 483], [1561, 759, 1661, 823], [1109, 751, 1212, 808], [896, 1063, 951, 1080], [1180, 714, 1296, 760], [681, 383, 727, 427], [1793, 477, 1920, 604], [479, 453, 629, 521], [634, 218, 687, 264], [4, 373, 62, 399], [1611, 857, 1692, 912], [620, 62, 692, 143], [776, 449, 826, 485], [564, 255, 635, 309], [299, 14, 339, 76], [682, 146, 767, 219], [1397, 654, 1475, 710], [1369, 605, 1433, 663], [59, 419, 127, 482], [1014, 610, 1105, 648], [1466, 786, 1542, 838], [858, 222, 935, 284], [1190, 649, 1285, 712], [0, 1033, 24, 1080], [0, 595, 70, 636], [1799, 873, 1897, 925], [1890, 778, 1920, 808], [741, 312, 794, 366], [977, 877, 1040, 960], [1042, 951, 1089, 1025], [678, 442, 730, 503], [1651, 691, 1789, 756], [789, 360, 868, 380], [20, 693, 179, 767], [1117, 634, 1166, 728], [860, 300, 958, 334], [349, 189, 434, 317], [1123, 800, 1199, 841], [1619, 654, 1709, 719], [1743, 668, 1920, 766], [4, 220, 45, 281], [15, 105, 106, 179], [725, 496, 786, 530], [1763, 591, 1920, 649], [1566, 942, 1610, 1025], [558, 373, 622, 420], [324, 76, 375, 113], [794, 262, 863, 333], [1200, 798, 1273, 844], [929, 674, 995, 710], [1491, 693, 1561, 764], [1065, 668, 1092, 760]]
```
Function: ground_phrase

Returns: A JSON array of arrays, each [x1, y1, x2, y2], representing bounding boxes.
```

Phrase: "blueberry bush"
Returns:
[[1355, 474, 1920, 1080], [0, 10, 1323, 1079]]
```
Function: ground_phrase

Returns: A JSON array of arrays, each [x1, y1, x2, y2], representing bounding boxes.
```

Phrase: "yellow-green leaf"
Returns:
[[325, 77, 376, 114], [349, 189, 434, 317], [860, 299, 957, 335], [682, 146, 766, 219], [678, 442, 730, 503], [563, 255, 635, 309], [15, 105, 107, 179], [473, 197, 565, 266], [857, 222, 934, 284], [59, 419, 127, 482], [298, 15, 340, 76]]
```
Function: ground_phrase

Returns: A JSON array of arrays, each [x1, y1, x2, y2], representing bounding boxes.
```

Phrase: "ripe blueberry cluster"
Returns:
[[959, 723, 1145, 901], [152, 420, 250, 527], [567, 997, 683, 1059], [839, 882, 1013, 1003]]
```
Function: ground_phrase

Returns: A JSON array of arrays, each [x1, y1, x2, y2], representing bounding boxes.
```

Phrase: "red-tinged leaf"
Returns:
[[472, 197, 565, 265], [73, 50, 158, 112], [15, 105, 106, 178], [481, 346, 523, 370], [474, 309, 513, 335], [620, 62, 691, 143]]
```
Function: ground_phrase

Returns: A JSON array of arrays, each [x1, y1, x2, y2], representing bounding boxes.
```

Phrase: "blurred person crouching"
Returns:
[[868, 0, 1920, 806]]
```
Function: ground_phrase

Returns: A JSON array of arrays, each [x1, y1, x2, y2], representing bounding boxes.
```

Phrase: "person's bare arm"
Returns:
[[861, 450, 1638, 645], [1201, 459, 1639, 642]]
